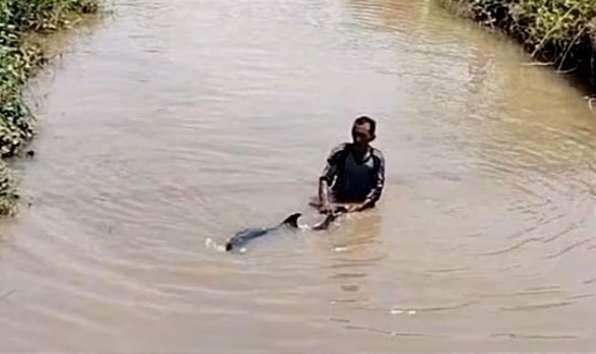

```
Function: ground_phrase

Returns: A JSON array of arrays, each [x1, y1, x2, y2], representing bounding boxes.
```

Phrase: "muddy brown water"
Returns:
[[1, 0, 595, 352]]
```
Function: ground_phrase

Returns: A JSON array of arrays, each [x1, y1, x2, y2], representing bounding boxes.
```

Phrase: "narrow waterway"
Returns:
[[1, 0, 595, 351]]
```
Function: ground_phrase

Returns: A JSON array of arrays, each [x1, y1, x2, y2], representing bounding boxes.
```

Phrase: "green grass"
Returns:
[[0, 0, 99, 216], [441, 0, 596, 81]]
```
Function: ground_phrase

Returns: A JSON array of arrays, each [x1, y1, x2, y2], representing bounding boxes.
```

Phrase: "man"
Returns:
[[317, 116, 385, 214]]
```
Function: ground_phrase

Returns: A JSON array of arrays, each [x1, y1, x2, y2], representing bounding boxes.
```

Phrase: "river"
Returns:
[[1, 0, 595, 352]]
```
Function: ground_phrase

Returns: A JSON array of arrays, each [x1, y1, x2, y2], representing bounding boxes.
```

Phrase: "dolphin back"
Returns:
[[225, 213, 302, 252], [225, 228, 270, 251]]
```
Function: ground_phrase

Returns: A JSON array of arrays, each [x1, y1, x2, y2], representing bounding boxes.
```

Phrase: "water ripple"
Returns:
[[545, 239, 591, 259], [492, 333, 577, 340], [1, 0, 595, 351], [500, 301, 576, 312]]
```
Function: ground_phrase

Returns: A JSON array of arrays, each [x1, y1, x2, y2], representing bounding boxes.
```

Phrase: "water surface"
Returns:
[[1, 0, 595, 352]]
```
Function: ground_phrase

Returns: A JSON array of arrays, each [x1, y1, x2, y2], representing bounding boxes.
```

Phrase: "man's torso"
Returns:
[[331, 144, 382, 203]]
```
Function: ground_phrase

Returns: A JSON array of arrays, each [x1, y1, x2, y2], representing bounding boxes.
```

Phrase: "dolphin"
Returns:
[[311, 205, 348, 230], [225, 213, 302, 252], [225, 206, 349, 253]]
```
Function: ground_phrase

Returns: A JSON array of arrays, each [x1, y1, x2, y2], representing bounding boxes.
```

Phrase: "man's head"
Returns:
[[351, 116, 376, 148]]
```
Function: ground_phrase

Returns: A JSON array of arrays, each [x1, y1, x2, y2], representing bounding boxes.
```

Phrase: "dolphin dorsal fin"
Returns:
[[281, 213, 301, 228]]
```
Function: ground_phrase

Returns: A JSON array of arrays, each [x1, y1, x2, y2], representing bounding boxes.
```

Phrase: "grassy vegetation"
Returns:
[[1, 0, 99, 216], [441, 0, 596, 84]]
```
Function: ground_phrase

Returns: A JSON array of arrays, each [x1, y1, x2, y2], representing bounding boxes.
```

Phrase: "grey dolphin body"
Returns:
[[225, 213, 302, 252], [225, 206, 348, 252]]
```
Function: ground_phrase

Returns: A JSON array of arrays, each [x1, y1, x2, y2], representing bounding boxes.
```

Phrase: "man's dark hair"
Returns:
[[354, 116, 376, 136]]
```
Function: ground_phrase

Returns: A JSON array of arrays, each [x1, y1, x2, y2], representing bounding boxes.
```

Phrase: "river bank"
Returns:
[[0, 0, 100, 215], [440, 0, 596, 90]]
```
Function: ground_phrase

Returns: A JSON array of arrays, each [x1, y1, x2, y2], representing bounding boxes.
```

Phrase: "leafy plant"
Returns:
[[442, 0, 596, 75], [0, 0, 100, 215]]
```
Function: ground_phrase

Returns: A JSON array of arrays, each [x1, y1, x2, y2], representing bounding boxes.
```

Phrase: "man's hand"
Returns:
[[319, 200, 334, 214], [345, 202, 369, 213]]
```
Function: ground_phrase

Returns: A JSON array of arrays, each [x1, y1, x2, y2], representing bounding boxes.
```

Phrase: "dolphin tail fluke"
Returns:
[[311, 213, 336, 230], [281, 213, 302, 228], [311, 206, 347, 231]]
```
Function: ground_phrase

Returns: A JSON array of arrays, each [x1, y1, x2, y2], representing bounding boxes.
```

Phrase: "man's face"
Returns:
[[352, 122, 373, 147]]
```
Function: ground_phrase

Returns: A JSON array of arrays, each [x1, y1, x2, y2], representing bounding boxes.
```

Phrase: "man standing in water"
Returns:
[[317, 116, 385, 214]]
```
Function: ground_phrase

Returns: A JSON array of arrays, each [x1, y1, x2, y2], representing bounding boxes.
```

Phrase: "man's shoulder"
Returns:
[[370, 147, 384, 161], [328, 142, 351, 156]]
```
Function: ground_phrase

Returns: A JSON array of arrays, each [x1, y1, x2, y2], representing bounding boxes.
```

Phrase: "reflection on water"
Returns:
[[1, 0, 595, 352]]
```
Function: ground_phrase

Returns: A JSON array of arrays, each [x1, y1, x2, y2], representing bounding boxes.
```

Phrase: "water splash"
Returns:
[[204, 238, 226, 252]]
